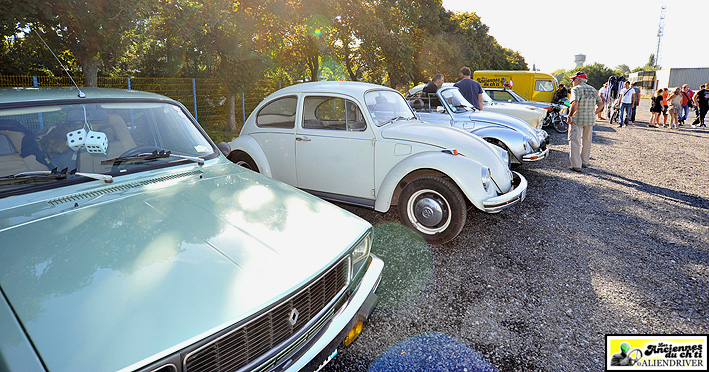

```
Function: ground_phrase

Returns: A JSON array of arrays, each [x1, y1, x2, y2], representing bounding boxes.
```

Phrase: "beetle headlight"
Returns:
[[481, 167, 492, 192]]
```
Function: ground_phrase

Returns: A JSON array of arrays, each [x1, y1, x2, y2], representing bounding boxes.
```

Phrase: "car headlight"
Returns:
[[351, 230, 372, 278], [481, 167, 492, 192]]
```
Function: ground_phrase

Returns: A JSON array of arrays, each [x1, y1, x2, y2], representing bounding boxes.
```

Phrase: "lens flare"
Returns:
[[314, 29, 321, 36]]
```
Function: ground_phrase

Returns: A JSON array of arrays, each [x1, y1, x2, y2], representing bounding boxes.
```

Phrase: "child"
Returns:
[[649, 89, 663, 128]]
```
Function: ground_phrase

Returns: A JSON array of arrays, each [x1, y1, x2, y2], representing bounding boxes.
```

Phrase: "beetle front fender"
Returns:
[[226, 135, 273, 178], [471, 127, 529, 162], [375, 151, 495, 213]]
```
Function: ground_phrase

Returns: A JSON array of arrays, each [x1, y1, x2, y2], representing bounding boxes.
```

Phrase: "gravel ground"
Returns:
[[322, 98, 709, 371]]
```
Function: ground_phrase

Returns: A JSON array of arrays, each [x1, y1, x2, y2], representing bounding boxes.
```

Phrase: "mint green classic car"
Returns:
[[0, 87, 383, 372]]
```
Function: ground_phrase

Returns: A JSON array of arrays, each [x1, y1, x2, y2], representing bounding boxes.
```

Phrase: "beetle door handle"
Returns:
[[296, 136, 311, 142]]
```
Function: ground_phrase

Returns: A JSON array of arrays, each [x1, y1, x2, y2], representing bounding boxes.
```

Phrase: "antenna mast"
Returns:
[[654, 4, 666, 68]]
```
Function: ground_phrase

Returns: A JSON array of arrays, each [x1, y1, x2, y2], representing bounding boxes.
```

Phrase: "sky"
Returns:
[[441, 0, 709, 73]]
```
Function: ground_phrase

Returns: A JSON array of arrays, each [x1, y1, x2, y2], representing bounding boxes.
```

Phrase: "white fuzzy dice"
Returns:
[[84, 131, 108, 154], [66, 128, 87, 151]]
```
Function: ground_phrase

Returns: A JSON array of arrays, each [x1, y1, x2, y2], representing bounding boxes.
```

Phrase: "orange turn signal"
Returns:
[[343, 321, 364, 346]]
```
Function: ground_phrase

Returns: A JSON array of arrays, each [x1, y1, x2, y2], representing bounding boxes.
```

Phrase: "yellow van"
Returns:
[[473, 70, 559, 102]]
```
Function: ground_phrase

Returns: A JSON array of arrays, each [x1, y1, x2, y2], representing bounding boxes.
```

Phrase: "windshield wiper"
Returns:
[[0, 169, 112, 185], [381, 116, 415, 125], [101, 150, 204, 167]]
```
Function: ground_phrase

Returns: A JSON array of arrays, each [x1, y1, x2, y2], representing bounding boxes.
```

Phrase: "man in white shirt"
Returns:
[[617, 81, 635, 127], [598, 83, 608, 120]]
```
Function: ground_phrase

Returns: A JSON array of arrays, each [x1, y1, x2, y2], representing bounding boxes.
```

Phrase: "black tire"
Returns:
[[610, 109, 619, 124], [397, 176, 466, 245], [553, 115, 568, 133], [228, 152, 259, 172]]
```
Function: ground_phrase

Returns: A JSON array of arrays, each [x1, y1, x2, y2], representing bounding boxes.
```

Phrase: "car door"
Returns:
[[295, 95, 375, 201], [249, 95, 298, 185]]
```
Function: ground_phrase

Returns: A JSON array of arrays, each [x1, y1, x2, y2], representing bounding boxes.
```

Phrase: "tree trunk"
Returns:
[[83, 59, 100, 87], [228, 94, 237, 131]]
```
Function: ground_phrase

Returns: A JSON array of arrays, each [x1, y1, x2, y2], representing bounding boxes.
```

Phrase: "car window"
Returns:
[[489, 90, 514, 102], [256, 96, 297, 129], [407, 93, 442, 112], [364, 90, 416, 126], [0, 101, 214, 191], [302, 96, 366, 131], [535, 80, 554, 92], [439, 88, 475, 113]]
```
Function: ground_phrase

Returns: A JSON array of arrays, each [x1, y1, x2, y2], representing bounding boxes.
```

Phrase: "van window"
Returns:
[[535, 80, 555, 92]]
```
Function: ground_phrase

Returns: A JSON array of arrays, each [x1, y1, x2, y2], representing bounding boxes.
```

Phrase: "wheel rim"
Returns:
[[235, 160, 254, 170], [406, 189, 451, 235]]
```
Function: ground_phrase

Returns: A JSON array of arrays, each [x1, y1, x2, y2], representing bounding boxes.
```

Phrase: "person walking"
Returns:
[[598, 82, 608, 120], [566, 71, 603, 172], [679, 84, 694, 125], [694, 83, 709, 128], [667, 87, 681, 129], [617, 81, 635, 127], [629, 82, 641, 123], [649, 88, 663, 128], [454, 67, 484, 110]]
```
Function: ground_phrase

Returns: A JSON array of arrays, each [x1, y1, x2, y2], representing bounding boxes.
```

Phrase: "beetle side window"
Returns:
[[535, 80, 554, 92], [256, 96, 297, 128], [303, 96, 366, 131], [489, 91, 514, 101]]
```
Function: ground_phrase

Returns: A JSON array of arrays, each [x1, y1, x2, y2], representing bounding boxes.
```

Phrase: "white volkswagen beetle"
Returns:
[[220, 81, 527, 244]]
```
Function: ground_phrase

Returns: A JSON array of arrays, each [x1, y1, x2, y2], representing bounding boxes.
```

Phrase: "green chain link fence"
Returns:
[[0, 75, 291, 143]]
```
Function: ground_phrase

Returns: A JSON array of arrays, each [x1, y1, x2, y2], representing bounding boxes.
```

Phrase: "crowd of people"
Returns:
[[598, 80, 708, 129]]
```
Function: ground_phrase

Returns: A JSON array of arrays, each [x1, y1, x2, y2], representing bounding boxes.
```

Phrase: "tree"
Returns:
[[8, 0, 154, 86]]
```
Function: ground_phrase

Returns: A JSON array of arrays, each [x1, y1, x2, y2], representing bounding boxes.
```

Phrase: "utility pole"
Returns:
[[655, 4, 666, 68]]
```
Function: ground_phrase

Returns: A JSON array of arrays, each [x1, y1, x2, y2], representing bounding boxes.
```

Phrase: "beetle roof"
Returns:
[[273, 81, 398, 97]]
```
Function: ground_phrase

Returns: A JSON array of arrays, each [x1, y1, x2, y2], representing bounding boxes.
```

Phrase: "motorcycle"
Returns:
[[542, 98, 569, 133]]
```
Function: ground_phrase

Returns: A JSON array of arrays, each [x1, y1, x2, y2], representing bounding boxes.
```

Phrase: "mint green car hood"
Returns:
[[0, 165, 370, 372]]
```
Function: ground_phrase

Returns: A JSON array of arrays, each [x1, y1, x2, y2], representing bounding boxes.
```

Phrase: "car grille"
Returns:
[[183, 258, 349, 372]]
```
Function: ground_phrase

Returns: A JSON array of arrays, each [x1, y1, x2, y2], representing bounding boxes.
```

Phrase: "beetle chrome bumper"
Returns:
[[282, 255, 384, 372], [522, 147, 549, 162], [482, 171, 527, 213]]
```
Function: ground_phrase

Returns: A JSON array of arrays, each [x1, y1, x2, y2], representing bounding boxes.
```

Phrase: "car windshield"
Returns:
[[439, 88, 475, 113], [0, 101, 214, 193], [506, 89, 527, 102], [364, 90, 416, 126], [481, 91, 494, 104]]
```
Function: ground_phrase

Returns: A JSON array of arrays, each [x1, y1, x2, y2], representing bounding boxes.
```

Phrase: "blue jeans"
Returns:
[[679, 105, 690, 122], [619, 103, 632, 125]]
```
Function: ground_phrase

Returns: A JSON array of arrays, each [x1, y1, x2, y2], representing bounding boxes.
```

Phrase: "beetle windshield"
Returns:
[[506, 89, 527, 102], [0, 101, 215, 194], [364, 90, 416, 126], [439, 88, 476, 113]]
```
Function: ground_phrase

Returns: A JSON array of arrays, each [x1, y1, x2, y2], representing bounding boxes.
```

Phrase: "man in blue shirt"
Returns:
[[454, 67, 484, 110]]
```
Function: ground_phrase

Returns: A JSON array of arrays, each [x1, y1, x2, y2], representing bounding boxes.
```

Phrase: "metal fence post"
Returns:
[[32, 76, 38, 87], [242, 92, 246, 123], [127, 77, 131, 90], [192, 78, 198, 121]]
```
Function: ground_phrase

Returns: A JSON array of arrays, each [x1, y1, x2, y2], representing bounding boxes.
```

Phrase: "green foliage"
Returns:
[[559, 63, 615, 89], [2, 0, 528, 91]]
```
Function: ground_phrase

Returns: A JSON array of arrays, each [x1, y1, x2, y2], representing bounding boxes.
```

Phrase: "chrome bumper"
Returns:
[[283, 255, 384, 372], [522, 147, 549, 162], [482, 171, 527, 213]]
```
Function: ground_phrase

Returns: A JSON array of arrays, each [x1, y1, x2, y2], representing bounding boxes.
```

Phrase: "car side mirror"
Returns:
[[508, 99, 513, 103], [436, 106, 445, 113]]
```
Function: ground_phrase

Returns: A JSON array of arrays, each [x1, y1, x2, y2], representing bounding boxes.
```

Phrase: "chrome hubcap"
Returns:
[[407, 189, 451, 234]]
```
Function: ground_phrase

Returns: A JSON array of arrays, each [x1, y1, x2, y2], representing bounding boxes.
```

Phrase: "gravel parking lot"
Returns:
[[323, 98, 709, 371]]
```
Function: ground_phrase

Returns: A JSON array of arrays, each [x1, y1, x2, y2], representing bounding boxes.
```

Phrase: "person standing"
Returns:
[[598, 82, 608, 120], [649, 88, 663, 128], [454, 67, 484, 110], [679, 84, 694, 125], [629, 82, 641, 123], [617, 81, 635, 127], [566, 71, 603, 172], [661, 88, 669, 127], [667, 87, 681, 129], [423, 73, 445, 94], [694, 83, 709, 128]]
